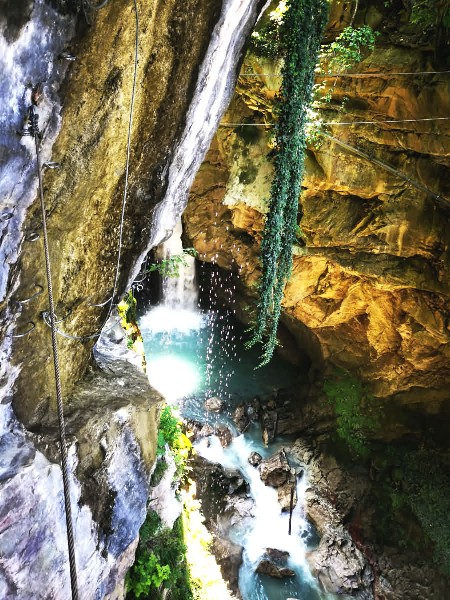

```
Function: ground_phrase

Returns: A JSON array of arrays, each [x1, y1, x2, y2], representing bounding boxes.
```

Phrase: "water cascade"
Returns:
[[139, 225, 335, 600]]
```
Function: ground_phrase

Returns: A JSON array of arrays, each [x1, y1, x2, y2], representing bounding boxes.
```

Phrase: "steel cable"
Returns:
[[32, 109, 79, 600], [105, 0, 139, 324]]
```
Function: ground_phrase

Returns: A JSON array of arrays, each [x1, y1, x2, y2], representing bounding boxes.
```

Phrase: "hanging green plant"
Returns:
[[246, 0, 328, 365]]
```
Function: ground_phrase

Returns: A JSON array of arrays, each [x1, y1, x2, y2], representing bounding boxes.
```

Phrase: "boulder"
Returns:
[[248, 451, 262, 467], [204, 396, 225, 413], [256, 549, 295, 579], [259, 449, 290, 487], [266, 548, 290, 562], [308, 531, 374, 597], [224, 495, 254, 526], [256, 560, 295, 579], [261, 400, 278, 445], [217, 425, 233, 447], [277, 482, 297, 512], [185, 420, 215, 443], [233, 403, 248, 432], [246, 398, 261, 422]]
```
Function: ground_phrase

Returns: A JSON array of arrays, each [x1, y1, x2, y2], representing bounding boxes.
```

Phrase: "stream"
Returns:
[[138, 226, 333, 600]]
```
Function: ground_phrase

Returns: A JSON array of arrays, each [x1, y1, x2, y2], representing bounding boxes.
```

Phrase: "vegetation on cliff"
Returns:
[[126, 406, 192, 599], [126, 407, 230, 599], [246, 0, 328, 364], [372, 445, 450, 577], [323, 369, 381, 459]]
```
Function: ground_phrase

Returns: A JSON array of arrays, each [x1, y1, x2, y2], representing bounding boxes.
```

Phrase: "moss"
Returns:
[[238, 164, 258, 185], [323, 369, 382, 460], [371, 444, 450, 576]]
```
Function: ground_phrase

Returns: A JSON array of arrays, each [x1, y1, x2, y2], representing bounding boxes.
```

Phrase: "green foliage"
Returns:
[[157, 406, 180, 455], [249, 1, 287, 58], [408, 0, 449, 28], [373, 446, 450, 576], [119, 289, 137, 323], [156, 405, 192, 479], [127, 513, 193, 600], [147, 248, 198, 279], [247, 0, 329, 365], [323, 370, 381, 459], [322, 25, 377, 74], [126, 552, 171, 598]]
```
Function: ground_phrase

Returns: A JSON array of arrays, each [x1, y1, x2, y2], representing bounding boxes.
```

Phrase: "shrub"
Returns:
[[147, 248, 198, 279], [322, 25, 377, 74], [249, 1, 287, 58], [126, 512, 193, 600]]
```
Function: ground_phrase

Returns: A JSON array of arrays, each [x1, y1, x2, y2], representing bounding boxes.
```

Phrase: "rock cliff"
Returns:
[[0, 0, 264, 596], [184, 0, 450, 424]]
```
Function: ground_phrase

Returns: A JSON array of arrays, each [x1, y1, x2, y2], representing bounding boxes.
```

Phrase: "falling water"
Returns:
[[138, 224, 333, 599], [155, 220, 198, 310]]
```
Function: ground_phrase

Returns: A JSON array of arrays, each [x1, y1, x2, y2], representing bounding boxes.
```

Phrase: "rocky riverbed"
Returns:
[[188, 388, 449, 600]]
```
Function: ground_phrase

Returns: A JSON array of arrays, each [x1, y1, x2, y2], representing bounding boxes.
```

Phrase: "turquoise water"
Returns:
[[139, 304, 300, 416], [139, 302, 330, 600]]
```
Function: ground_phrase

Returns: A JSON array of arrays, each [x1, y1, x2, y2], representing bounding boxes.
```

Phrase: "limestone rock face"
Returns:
[[292, 438, 449, 599], [184, 7, 450, 415], [308, 531, 374, 598], [0, 323, 161, 599], [0, 0, 265, 595]]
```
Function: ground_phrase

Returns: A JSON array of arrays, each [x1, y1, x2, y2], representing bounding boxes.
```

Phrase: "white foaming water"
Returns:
[[195, 434, 322, 599], [139, 305, 205, 335], [156, 220, 198, 310]]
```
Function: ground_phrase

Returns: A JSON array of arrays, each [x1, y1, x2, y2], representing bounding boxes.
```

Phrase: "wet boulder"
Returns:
[[308, 531, 374, 597], [204, 396, 225, 413], [277, 482, 297, 512], [185, 420, 215, 443], [258, 449, 290, 487], [256, 549, 295, 579], [248, 451, 262, 467], [233, 399, 261, 433], [233, 403, 249, 432], [217, 425, 233, 447], [261, 399, 278, 445]]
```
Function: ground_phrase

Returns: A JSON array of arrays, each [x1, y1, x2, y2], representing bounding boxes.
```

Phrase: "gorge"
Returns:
[[0, 0, 449, 598]]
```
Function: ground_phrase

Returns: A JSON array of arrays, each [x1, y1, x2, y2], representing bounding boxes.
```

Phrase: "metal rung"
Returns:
[[1, 211, 14, 222], [11, 321, 36, 338], [13, 284, 43, 304], [59, 52, 76, 61], [43, 161, 62, 170], [86, 295, 114, 308]]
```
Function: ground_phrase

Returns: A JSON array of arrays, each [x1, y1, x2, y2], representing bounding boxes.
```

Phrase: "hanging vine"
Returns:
[[246, 0, 328, 365]]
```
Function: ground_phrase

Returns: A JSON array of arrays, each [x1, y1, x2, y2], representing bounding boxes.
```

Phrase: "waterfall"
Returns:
[[156, 221, 198, 310], [138, 228, 331, 599]]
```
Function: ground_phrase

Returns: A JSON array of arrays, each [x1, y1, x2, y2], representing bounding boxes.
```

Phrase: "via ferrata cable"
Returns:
[[30, 106, 79, 600], [105, 0, 139, 325]]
